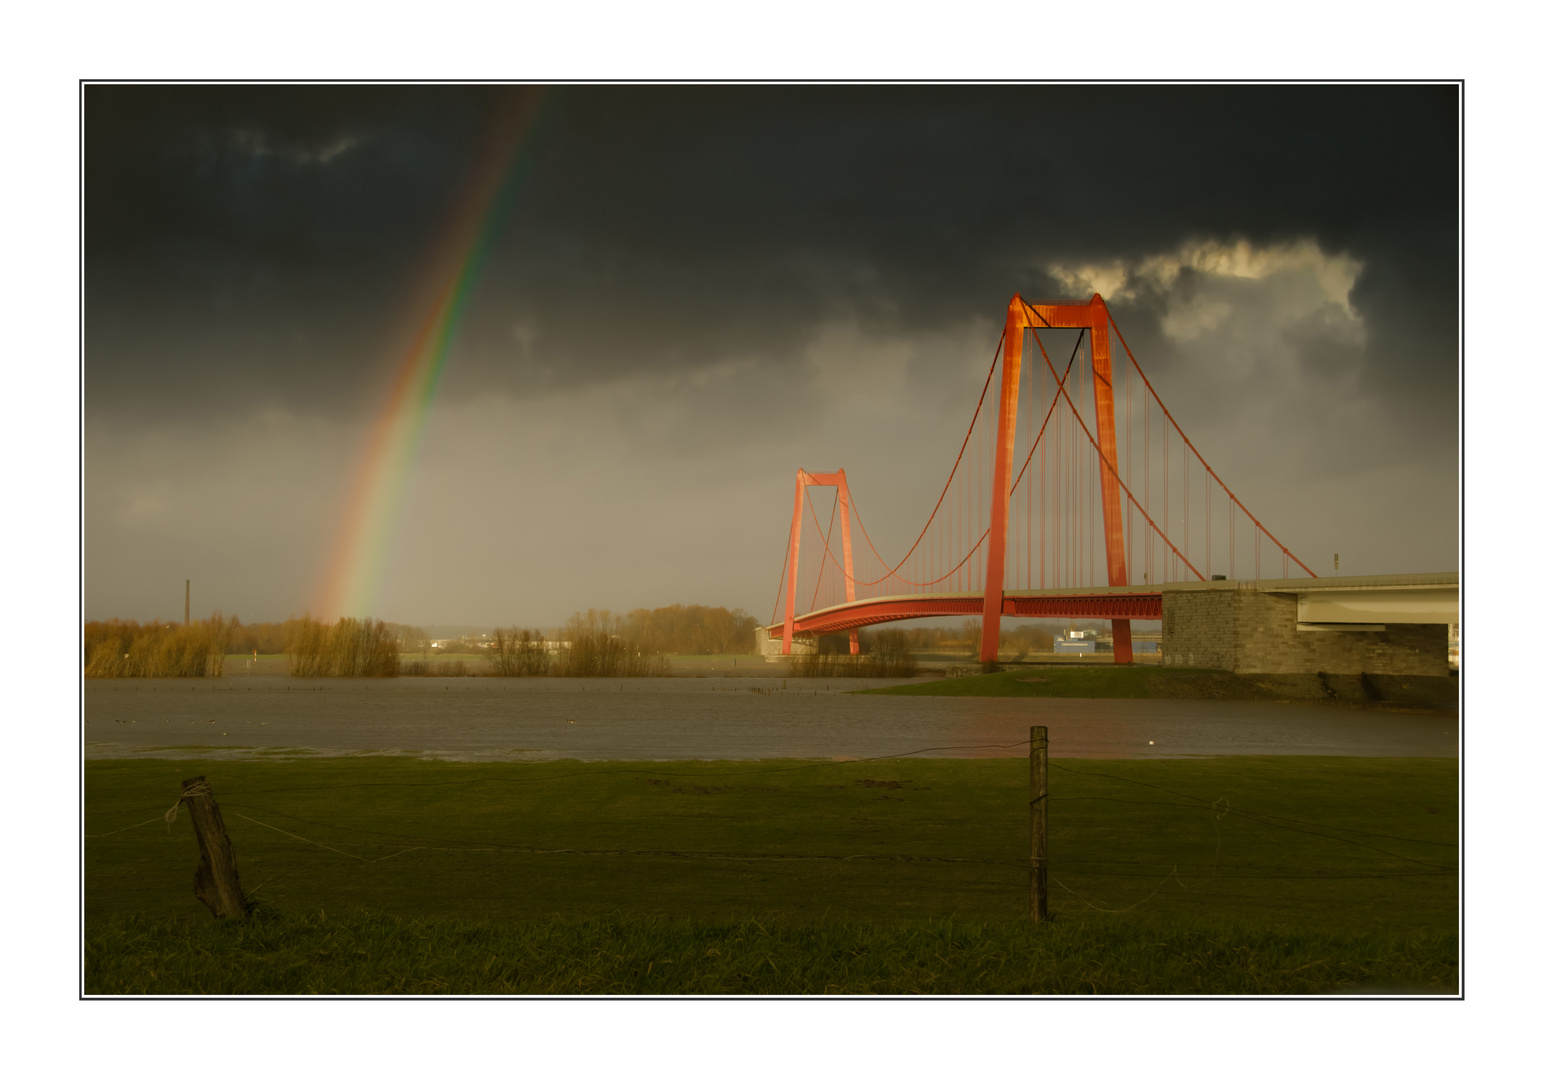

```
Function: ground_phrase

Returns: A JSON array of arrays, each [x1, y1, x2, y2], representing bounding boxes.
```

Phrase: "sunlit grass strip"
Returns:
[[84, 912, 1456, 996]]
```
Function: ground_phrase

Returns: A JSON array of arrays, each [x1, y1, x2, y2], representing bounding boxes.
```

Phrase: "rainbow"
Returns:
[[313, 91, 555, 621]]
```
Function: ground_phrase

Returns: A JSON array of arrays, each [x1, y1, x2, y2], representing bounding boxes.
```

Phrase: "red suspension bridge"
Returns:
[[766, 293, 1316, 665]]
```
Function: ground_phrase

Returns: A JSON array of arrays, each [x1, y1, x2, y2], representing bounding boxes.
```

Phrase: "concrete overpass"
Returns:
[[1160, 571, 1457, 675]]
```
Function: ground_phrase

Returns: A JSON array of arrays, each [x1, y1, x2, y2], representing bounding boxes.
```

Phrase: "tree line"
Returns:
[[83, 603, 760, 678], [84, 617, 234, 678], [611, 605, 760, 655], [169, 606, 758, 657], [207, 618, 429, 657], [488, 611, 668, 678], [483, 606, 756, 677]]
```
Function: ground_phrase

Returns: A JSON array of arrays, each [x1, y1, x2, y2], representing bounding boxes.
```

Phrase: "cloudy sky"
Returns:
[[84, 84, 1459, 628]]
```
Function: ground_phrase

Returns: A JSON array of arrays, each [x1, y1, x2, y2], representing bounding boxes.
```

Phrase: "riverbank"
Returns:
[[862, 666, 1460, 711], [85, 755, 1457, 994]]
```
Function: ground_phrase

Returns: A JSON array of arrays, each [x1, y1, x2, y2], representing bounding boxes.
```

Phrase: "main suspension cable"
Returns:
[[848, 329, 1005, 583], [1019, 298, 1204, 583], [1107, 313, 1315, 578]]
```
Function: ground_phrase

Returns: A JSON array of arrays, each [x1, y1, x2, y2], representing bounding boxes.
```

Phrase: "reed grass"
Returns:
[[84, 616, 233, 678]]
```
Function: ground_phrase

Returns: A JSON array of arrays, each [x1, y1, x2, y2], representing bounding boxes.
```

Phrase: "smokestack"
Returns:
[[185, 580, 190, 626]]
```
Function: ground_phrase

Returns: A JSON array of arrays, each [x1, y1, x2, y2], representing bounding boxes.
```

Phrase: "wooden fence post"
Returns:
[[178, 776, 249, 919], [1029, 726, 1048, 922]]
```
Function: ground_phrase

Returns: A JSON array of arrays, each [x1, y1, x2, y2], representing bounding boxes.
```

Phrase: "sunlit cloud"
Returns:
[[1051, 238, 1365, 327], [231, 128, 365, 166]]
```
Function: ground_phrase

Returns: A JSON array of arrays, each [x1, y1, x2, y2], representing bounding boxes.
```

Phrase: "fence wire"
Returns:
[[86, 742, 1458, 901]]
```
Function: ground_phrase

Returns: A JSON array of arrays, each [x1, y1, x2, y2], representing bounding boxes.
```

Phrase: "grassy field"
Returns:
[[84, 755, 1458, 994], [85, 911, 1455, 996], [863, 665, 1460, 709]]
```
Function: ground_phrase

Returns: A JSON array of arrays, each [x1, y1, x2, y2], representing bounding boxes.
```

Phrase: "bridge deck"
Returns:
[[766, 587, 1164, 638], [764, 573, 1459, 639]]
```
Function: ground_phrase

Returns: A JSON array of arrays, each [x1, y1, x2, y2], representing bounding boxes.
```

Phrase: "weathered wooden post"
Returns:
[[1029, 725, 1048, 922], [176, 776, 249, 919]]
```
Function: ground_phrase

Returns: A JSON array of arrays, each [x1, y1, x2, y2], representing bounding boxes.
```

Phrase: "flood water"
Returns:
[[82, 676, 1459, 762]]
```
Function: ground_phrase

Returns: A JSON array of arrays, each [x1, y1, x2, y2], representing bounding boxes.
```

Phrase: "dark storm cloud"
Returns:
[[86, 84, 1457, 430], [85, 85, 523, 415]]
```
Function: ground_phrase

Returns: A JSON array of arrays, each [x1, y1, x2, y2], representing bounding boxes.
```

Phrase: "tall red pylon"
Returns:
[[781, 469, 859, 656], [982, 295, 1131, 664]]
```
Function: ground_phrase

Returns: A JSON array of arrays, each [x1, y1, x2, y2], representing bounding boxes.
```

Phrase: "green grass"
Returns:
[[85, 911, 1455, 995], [84, 756, 1457, 994], [861, 666, 1459, 708]]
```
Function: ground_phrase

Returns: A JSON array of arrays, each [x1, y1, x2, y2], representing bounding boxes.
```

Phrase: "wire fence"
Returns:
[[86, 740, 1458, 921]]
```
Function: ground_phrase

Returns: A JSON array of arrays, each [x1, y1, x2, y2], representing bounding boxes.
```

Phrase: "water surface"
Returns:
[[83, 676, 1459, 761]]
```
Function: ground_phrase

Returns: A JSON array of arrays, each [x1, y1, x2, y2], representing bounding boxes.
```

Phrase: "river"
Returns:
[[82, 676, 1458, 762]]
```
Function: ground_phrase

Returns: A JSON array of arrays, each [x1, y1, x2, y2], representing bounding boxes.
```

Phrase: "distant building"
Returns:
[[1054, 629, 1097, 654], [1056, 629, 1161, 655]]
